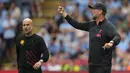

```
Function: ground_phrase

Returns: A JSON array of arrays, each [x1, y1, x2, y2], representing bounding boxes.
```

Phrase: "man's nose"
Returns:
[[24, 26, 28, 28]]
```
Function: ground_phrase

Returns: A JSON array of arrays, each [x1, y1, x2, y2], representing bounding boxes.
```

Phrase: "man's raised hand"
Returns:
[[57, 4, 67, 17]]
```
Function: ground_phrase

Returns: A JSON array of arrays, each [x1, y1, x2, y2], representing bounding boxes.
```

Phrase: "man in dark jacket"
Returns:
[[58, 3, 121, 73], [16, 18, 49, 73]]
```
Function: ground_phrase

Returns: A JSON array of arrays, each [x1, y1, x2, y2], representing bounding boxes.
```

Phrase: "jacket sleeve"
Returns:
[[15, 38, 20, 69], [16, 45, 19, 63], [40, 38, 50, 62], [65, 15, 93, 31], [107, 24, 121, 46]]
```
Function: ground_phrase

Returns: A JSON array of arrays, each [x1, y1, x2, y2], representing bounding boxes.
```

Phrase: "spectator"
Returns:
[[108, 7, 122, 25], [126, 41, 130, 53], [121, 0, 130, 16], [48, 37, 60, 55], [9, 2, 21, 21], [47, 56, 61, 71], [2, 12, 17, 61], [37, 27, 50, 46], [0, 2, 7, 20], [0, 37, 5, 68], [0, 12, 4, 37], [107, 0, 122, 9], [116, 29, 129, 59]]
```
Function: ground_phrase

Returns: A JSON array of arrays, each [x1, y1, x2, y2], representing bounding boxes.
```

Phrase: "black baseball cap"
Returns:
[[88, 3, 107, 13]]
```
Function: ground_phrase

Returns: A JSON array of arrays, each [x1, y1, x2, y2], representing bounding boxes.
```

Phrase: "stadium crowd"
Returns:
[[0, 0, 130, 71]]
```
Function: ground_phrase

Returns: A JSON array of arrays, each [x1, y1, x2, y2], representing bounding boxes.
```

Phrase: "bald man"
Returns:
[[16, 18, 49, 73]]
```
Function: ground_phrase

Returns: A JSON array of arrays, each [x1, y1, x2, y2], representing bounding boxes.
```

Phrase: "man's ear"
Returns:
[[100, 10, 103, 14], [31, 24, 34, 29], [32, 25, 34, 29]]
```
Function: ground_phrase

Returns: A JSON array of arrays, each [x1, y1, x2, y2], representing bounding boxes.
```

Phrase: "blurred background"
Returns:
[[0, 0, 130, 72]]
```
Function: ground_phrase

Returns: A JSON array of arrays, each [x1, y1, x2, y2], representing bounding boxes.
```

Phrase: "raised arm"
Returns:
[[58, 6, 93, 31]]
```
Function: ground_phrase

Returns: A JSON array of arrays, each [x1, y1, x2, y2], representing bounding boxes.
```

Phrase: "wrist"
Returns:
[[109, 40, 114, 44], [63, 12, 67, 17], [39, 59, 43, 63]]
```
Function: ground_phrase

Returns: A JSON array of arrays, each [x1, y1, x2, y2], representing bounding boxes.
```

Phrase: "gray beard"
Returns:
[[92, 15, 97, 20], [25, 31, 33, 37]]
